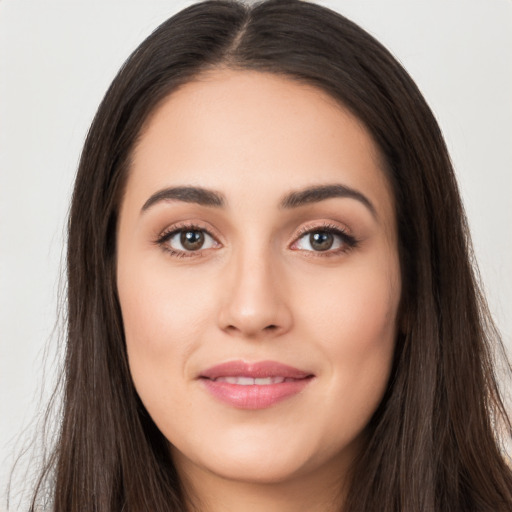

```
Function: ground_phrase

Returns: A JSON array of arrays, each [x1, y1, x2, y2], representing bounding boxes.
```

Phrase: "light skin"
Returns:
[[116, 69, 401, 512]]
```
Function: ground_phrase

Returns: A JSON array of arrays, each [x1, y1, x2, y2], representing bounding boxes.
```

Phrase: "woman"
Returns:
[[25, 0, 512, 510]]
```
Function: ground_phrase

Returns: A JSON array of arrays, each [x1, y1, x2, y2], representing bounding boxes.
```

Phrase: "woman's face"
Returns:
[[117, 70, 401, 488]]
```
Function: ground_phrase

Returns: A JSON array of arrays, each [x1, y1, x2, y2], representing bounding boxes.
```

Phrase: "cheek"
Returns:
[[119, 260, 213, 352], [290, 260, 399, 459], [323, 276, 397, 358], [118, 267, 220, 441], [297, 254, 400, 401], [116, 258, 217, 415], [310, 248, 399, 340]]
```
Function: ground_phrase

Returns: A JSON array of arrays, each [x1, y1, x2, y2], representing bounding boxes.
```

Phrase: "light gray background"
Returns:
[[1, 1, 511, 509]]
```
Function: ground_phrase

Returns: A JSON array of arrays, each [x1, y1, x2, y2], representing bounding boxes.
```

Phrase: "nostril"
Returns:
[[264, 324, 278, 331]]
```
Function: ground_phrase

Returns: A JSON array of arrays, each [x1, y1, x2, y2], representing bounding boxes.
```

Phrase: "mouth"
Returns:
[[199, 360, 315, 409], [210, 376, 300, 385]]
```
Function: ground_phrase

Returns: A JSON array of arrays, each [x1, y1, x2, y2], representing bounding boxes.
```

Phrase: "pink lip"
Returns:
[[199, 360, 314, 410]]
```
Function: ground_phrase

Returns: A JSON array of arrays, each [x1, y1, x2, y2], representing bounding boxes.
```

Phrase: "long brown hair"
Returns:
[[28, 0, 512, 510]]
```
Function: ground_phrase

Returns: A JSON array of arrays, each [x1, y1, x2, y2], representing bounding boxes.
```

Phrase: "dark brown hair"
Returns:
[[27, 0, 512, 510]]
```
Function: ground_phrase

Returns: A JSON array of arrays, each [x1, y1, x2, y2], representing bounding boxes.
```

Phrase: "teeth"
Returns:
[[235, 376, 254, 385], [215, 376, 287, 385]]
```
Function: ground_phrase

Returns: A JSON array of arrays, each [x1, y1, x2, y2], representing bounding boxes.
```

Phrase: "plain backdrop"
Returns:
[[1, 0, 511, 509]]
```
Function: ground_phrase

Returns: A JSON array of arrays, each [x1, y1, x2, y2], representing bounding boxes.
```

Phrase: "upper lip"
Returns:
[[200, 360, 313, 380]]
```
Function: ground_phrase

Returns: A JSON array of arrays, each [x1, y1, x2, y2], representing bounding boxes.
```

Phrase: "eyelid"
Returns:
[[155, 221, 223, 257], [292, 220, 353, 241], [289, 221, 358, 254], [156, 220, 222, 241], [153, 219, 358, 259]]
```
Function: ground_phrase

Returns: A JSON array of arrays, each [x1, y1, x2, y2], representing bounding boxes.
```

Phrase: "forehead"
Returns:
[[127, 69, 395, 226]]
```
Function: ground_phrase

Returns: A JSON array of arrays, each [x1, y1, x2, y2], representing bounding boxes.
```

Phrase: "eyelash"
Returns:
[[292, 223, 359, 256], [155, 222, 218, 259], [155, 222, 359, 259]]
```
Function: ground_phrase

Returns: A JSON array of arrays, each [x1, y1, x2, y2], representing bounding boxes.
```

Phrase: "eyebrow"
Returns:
[[280, 184, 377, 218], [141, 186, 225, 212], [141, 183, 376, 218]]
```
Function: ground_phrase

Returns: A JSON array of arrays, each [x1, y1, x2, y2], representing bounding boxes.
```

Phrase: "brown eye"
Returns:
[[309, 232, 334, 251], [180, 230, 205, 251], [292, 226, 356, 254], [161, 227, 218, 254]]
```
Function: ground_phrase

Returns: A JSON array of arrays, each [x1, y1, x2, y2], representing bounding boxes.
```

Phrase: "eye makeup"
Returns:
[[153, 219, 360, 260]]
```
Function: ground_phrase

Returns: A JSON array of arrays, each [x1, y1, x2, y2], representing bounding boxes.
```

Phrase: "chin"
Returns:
[[169, 424, 357, 487], [196, 451, 315, 485]]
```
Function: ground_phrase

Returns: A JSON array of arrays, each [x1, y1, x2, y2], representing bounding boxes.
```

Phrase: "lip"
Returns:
[[199, 360, 314, 409]]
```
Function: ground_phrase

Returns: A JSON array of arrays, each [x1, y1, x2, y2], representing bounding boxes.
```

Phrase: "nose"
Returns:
[[217, 247, 293, 339]]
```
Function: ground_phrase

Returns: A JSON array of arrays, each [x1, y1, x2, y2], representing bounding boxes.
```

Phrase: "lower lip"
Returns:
[[201, 378, 313, 409]]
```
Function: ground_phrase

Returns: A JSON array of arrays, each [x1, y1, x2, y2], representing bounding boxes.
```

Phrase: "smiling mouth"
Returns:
[[210, 376, 302, 385], [199, 360, 314, 409]]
